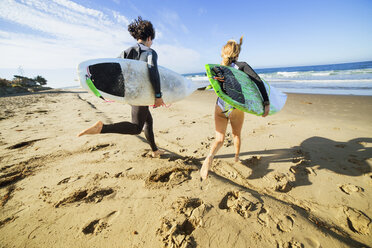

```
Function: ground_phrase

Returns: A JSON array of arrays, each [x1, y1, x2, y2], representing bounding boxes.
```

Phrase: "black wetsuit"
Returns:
[[100, 43, 161, 151]]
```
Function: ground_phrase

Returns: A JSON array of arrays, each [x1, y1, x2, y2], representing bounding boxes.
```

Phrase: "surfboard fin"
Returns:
[[85, 76, 108, 102]]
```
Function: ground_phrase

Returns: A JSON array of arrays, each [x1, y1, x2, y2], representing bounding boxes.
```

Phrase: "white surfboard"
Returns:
[[77, 58, 200, 105]]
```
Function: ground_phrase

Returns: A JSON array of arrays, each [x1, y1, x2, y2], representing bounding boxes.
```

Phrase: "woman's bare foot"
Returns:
[[151, 149, 165, 158], [234, 154, 240, 163], [200, 155, 213, 180], [77, 121, 103, 137]]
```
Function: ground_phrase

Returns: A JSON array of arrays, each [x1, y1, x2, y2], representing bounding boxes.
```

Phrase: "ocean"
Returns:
[[184, 61, 372, 96]]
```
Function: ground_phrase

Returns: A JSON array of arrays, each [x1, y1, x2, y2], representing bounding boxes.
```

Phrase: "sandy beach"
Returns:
[[0, 89, 371, 247]]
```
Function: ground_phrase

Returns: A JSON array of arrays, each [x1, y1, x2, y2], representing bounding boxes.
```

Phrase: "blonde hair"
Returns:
[[221, 36, 243, 66]]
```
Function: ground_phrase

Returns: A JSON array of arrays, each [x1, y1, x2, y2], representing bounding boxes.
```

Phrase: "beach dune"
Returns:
[[0, 89, 371, 247]]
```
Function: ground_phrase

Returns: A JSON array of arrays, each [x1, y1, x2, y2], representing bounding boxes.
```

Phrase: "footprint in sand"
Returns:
[[343, 207, 372, 235], [257, 207, 270, 226], [82, 211, 118, 235], [157, 197, 210, 248], [7, 138, 44, 150], [57, 177, 71, 185], [277, 239, 304, 248], [212, 160, 239, 179], [276, 215, 294, 232], [338, 184, 364, 195], [145, 166, 197, 189], [1, 157, 45, 188], [54, 188, 115, 208], [289, 159, 316, 176], [88, 143, 112, 152], [273, 173, 293, 193], [219, 191, 259, 218], [172, 197, 203, 215], [292, 148, 307, 161], [157, 218, 197, 247]]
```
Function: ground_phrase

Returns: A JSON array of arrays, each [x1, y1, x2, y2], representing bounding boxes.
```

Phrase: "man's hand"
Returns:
[[154, 97, 165, 108]]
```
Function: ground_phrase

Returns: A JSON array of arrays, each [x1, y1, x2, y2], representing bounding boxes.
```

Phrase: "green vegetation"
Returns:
[[13, 75, 47, 86], [0, 75, 50, 96], [0, 78, 12, 87]]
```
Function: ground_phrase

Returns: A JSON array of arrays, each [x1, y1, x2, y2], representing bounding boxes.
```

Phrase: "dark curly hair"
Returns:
[[128, 16, 155, 41]]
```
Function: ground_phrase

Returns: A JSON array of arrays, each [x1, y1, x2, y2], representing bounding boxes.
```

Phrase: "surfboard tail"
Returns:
[[182, 78, 199, 95], [264, 82, 287, 114]]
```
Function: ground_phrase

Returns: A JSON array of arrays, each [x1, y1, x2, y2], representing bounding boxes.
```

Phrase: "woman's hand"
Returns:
[[262, 104, 270, 117], [154, 97, 165, 108]]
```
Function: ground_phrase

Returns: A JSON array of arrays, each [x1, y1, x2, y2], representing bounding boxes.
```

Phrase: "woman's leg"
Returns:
[[200, 105, 228, 180], [229, 109, 244, 162]]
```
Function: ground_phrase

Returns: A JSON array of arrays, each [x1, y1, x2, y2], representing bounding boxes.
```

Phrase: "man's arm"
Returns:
[[147, 50, 162, 98]]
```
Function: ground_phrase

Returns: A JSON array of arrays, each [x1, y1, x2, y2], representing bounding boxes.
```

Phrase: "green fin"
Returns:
[[86, 78, 102, 98]]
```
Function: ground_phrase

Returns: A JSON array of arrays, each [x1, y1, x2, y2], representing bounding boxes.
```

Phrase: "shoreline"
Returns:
[[3, 86, 372, 97], [0, 89, 371, 247]]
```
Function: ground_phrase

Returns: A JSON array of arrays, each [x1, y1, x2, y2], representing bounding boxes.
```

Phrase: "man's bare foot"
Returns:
[[77, 121, 103, 137], [200, 155, 213, 180], [151, 149, 165, 158]]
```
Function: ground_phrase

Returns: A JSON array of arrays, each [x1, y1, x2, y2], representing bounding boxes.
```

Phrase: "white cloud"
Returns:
[[112, 10, 129, 26], [51, 0, 104, 18], [0, 0, 133, 69], [0, 0, 202, 86]]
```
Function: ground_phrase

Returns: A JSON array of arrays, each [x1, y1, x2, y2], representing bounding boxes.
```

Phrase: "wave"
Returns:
[[184, 61, 372, 95], [267, 79, 372, 84], [261, 68, 372, 80], [186, 76, 372, 84], [186, 69, 372, 80]]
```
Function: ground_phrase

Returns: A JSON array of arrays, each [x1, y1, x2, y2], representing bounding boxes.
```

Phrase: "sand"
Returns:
[[0, 89, 371, 248]]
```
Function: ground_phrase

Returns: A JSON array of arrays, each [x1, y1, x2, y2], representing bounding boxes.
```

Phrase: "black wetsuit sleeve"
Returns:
[[236, 61, 269, 103], [147, 50, 161, 96]]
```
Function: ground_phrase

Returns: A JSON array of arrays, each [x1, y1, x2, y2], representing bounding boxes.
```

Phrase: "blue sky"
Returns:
[[0, 0, 371, 88]]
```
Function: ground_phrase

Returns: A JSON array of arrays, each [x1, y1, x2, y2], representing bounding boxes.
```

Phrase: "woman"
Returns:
[[200, 37, 270, 180], [77, 16, 164, 158]]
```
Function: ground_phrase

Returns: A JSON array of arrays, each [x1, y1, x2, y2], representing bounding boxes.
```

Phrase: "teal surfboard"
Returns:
[[205, 64, 287, 116]]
